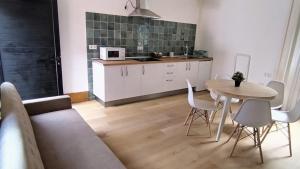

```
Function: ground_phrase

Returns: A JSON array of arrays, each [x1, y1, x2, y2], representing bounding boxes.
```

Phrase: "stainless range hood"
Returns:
[[128, 0, 160, 19]]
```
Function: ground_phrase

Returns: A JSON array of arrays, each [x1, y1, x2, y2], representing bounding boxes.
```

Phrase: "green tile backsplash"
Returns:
[[86, 12, 197, 96]]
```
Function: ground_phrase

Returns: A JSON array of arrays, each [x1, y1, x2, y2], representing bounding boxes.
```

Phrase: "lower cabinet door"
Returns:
[[175, 62, 189, 89], [124, 65, 142, 98], [105, 65, 126, 101], [141, 63, 164, 95], [176, 61, 199, 89], [187, 61, 199, 86]]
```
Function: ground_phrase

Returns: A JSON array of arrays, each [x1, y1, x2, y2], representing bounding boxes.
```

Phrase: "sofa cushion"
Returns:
[[0, 82, 45, 169], [30, 109, 126, 169]]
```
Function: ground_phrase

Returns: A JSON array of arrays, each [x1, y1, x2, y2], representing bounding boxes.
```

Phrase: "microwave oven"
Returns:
[[100, 47, 125, 61]]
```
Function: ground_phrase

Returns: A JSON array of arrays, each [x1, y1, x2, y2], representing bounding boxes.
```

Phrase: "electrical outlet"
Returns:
[[137, 46, 143, 51], [137, 41, 143, 51], [89, 45, 97, 50]]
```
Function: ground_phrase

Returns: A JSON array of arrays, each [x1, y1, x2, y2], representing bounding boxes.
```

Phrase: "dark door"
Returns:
[[0, 0, 63, 99]]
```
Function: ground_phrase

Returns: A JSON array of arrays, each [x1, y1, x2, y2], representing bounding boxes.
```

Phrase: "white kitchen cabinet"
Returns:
[[103, 64, 142, 101], [163, 62, 182, 91], [93, 59, 212, 103], [92, 62, 105, 100], [141, 63, 164, 95], [104, 65, 126, 101], [187, 61, 200, 86], [124, 65, 142, 98], [197, 61, 212, 91], [177, 61, 199, 88], [174, 62, 188, 89]]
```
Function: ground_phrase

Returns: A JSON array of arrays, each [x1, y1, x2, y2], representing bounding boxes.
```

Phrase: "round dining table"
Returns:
[[205, 79, 278, 142]]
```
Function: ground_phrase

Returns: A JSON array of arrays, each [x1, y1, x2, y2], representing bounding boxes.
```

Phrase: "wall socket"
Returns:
[[137, 46, 143, 51], [137, 41, 143, 51], [89, 45, 97, 50]]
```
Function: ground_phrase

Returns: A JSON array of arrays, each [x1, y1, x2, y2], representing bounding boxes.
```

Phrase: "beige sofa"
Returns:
[[0, 82, 126, 169]]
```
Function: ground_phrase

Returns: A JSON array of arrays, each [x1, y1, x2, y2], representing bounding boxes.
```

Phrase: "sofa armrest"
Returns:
[[23, 95, 72, 116]]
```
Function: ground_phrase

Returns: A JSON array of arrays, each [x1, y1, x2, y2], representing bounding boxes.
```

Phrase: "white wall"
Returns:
[[57, 0, 202, 93], [197, 0, 293, 84]]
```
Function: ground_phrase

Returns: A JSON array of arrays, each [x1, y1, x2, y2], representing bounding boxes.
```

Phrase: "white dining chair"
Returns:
[[267, 81, 285, 110], [261, 99, 300, 157], [261, 81, 285, 136], [226, 99, 272, 163], [184, 79, 216, 136], [209, 74, 239, 123]]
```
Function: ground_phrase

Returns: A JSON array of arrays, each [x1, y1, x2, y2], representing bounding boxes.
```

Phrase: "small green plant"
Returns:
[[232, 72, 245, 87]]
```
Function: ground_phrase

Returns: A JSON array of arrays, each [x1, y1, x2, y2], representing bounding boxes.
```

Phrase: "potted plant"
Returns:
[[232, 71, 245, 87]]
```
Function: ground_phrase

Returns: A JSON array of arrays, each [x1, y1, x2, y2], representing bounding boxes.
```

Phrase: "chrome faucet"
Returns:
[[184, 44, 188, 58]]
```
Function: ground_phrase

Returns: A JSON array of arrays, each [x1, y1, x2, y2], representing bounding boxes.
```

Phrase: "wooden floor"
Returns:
[[73, 92, 300, 169]]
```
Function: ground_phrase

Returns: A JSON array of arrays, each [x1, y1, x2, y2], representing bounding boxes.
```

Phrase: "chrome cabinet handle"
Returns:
[[186, 63, 188, 71], [167, 64, 174, 67], [166, 79, 173, 82], [166, 72, 173, 75], [126, 66, 128, 76], [121, 67, 123, 76]]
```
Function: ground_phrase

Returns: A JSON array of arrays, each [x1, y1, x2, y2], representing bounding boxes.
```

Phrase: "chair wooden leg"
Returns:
[[186, 110, 196, 136], [210, 107, 219, 123], [230, 126, 244, 157], [184, 108, 194, 126], [287, 123, 292, 157], [261, 122, 274, 144], [229, 105, 234, 125], [208, 118, 212, 137], [275, 123, 279, 131], [225, 124, 239, 143], [256, 128, 264, 163], [253, 128, 257, 146], [210, 102, 222, 123], [205, 110, 212, 137], [261, 126, 268, 135]]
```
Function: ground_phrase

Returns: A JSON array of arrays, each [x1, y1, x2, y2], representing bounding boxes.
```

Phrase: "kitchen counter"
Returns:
[[92, 55, 212, 106], [93, 56, 213, 66]]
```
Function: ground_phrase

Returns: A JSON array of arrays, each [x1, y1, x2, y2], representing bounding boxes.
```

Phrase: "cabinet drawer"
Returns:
[[164, 63, 176, 72], [165, 63, 176, 67], [163, 77, 179, 91], [165, 71, 175, 75], [164, 78, 175, 82], [164, 71, 175, 79]]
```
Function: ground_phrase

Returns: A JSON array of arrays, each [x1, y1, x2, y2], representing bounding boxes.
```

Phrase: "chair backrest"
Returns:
[[209, 74, 230, 101], [267, 81, 284, 109], [186, 79, 196, 108], [234, 99, 272, 128], [234, 54, 251, 81]]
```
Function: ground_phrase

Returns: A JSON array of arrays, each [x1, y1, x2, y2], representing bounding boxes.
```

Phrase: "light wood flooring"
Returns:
[[73, 92, 300, 169]]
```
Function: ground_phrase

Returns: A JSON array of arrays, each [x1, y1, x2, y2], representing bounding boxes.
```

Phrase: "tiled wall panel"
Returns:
[[86, 12, 197, 95]]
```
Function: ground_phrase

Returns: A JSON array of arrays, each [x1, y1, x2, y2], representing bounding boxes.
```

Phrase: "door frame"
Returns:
[[51, 0, 64, 95]]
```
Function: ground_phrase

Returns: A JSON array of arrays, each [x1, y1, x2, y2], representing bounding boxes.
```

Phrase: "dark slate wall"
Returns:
[[86, 12, 197, 95], [0, 0, 60, 99]]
